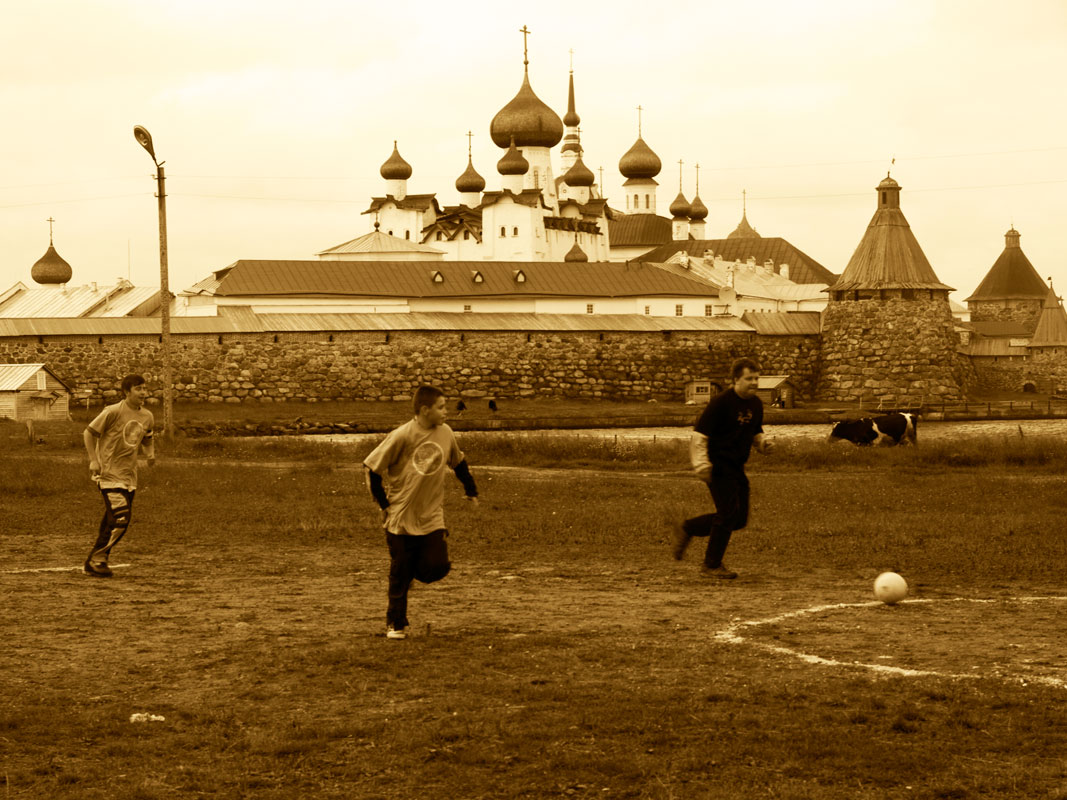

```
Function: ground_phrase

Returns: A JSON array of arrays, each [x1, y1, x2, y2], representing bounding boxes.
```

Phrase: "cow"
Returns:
[[828, 412, 918, 446]]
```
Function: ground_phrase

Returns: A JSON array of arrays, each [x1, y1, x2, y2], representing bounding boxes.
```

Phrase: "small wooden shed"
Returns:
[[0, 363, 72, 421], [685, 379, 723, 405], [755, 375, 795, 409]]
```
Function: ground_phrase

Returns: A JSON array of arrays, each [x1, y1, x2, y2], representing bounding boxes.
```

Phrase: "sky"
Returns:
[[3, 0, 1066, 303]]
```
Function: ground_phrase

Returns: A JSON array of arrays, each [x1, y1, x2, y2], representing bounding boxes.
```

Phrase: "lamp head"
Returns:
[[133, 125, 156, 161]]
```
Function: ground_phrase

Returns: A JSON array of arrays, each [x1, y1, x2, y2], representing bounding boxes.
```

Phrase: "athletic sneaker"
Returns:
[[386, 626, 407, 640], [84, 559, 113, 578], [701, 564, 737, 579], [670, 524, 691, 560]]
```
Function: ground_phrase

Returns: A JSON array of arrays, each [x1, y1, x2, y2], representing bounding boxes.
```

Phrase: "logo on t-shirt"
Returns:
[[411, 441, 445, 476], [122, 419, 147, 447], [736, 410, 753, 427]]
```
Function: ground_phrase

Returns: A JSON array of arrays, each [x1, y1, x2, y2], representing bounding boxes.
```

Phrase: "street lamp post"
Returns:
[[133, 125, 174, 438]]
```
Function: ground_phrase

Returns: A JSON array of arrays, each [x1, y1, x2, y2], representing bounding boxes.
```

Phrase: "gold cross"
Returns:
[[695, 163, 701, 194], [46, 216, 55, 243], [678, 159, 684, 191], [636, 105, 643, 136], [569, 48, 574, 71], [466, 130, 473, 157], [520, 25, 530, 66]]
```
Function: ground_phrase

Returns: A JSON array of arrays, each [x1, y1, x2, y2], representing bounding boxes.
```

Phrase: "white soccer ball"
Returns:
[[874, 572, 908, 605]]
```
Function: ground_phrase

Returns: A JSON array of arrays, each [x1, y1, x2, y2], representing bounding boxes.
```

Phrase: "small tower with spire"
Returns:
[[618, 106, 661, 214], [688, 164, 708, 239], [559, 50, 582, 175], [819, 173, 965, 403], [31, 217, 73, 286], [965, 225, 1049, 334], [728, 191, 761, 239], [456, 131, 485, 207], [669, 159, 691, 241]]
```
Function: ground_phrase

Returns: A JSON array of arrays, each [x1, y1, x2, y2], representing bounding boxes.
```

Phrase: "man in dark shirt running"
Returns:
[[673, 358, 774, 578]]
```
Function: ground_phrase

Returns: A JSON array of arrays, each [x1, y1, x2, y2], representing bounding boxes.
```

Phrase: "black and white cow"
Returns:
[[828, 412, 918, 446]]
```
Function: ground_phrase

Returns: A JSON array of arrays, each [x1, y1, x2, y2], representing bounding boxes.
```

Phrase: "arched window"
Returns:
[[634, 193, 639, 208], [500, 226, 506, 238], [405, 230, 410, 239], [645, 194, 650, 209], [512, 226, 519, 236]]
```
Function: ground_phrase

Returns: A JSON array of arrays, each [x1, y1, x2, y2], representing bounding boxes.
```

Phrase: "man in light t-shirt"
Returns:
[[82, 374, 155, 577], [364, 385, 479, 639]]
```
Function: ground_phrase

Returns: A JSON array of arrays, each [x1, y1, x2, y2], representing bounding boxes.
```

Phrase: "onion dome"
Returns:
[[669, 192, 691, 219], [497, 137, 529, 176], [563, 72, 580, 128], [455, 157, 485, 193], [563, 155, 595, 188], [31, 243, 73, 284], [380, 141, 412, 180], [689, 195, 708, 221], [490, 69, 564, 149], [619, 137, 662, 180], [564, 242, 588, 262]]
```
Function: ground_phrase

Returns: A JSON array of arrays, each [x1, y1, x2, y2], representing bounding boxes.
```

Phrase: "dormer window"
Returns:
[[431, 270, 444, 283], [513, 269, 527, 283], [471, 271, 484, 284]]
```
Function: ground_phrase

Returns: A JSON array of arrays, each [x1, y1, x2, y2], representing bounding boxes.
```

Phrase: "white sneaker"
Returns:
[[386, 626, 407, 640]]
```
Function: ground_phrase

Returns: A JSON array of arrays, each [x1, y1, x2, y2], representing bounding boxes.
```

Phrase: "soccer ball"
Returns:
[[874, 572, 908, 605]]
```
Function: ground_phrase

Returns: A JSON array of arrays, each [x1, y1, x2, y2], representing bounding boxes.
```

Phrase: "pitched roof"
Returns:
[[317, 229, 444, 256], [0, 313, 754, 337], [741, 311, 822, 335], [0, 363, 71, 391], [201, 260, 722, 300], [965, 230, 1048, 302], [634, 238, 837, 286], [829, 181, 952, 291], [0, 282, 160, 318], [968, 320, 1031, 338], [362, 194, 441, 215], [1029, 286, 1067, 346], [608, 214, 673, 247]]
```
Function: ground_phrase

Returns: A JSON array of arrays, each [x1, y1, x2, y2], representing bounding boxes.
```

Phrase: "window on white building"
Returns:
[[644, 305, 650, 315], [586, 304, 594, 314], [435, 232, 443, 240], [463, 230, 470, 240], [512, 226, 519, 236], [405, 231, 410, 239], [675, 304, 684, 316], [705, 305, 713, 317], [645, 194, 650, 209], [463, 304, 472, 313], [500, 226, 506, 237]]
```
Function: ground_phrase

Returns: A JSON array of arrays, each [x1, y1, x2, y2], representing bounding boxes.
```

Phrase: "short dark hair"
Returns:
[[121, 374, 146, 395], [731, 358, 761, 380], [413, 385, 444, 414]]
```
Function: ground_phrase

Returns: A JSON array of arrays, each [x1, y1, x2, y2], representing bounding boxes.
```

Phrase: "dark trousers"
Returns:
[[385, 529, 451, 630], [89, 488, 135, 562], [683, 463, 750, 568]]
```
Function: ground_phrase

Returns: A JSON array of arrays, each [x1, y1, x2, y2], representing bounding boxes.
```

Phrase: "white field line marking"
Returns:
[[714, 596, 1067, 690], [2, 563, 132, 574]]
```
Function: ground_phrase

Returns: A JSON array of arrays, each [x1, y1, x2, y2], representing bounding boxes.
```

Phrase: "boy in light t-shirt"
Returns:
[[82, 374, 155, 577], [363, 385, 479, 639]]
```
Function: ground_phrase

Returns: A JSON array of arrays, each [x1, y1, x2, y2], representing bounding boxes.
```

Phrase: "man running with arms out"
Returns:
[[673, 358, 774, 578], [83, 374, 155, 577], [363, 385, 479, 640]]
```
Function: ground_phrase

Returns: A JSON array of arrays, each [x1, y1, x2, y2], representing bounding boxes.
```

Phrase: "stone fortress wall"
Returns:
[[0, 328, 821, 405]]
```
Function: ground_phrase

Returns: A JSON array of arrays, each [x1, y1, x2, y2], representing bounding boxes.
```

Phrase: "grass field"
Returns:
[[2, 431, 1066, 799]]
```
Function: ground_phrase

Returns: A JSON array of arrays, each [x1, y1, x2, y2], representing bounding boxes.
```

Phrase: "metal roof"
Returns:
[[741, 311, 822, 335], [205, 260, 722, 300], [253, 312, 755, 333], [829, 208, 954, 292], [317, 230, 445, 255], [0, 363, 71, 391], [0, 283, 160, 319], [608, 214, 673, 247], [0, 312, 755, 337], [635, 238, 837, 286], [964, 339, 1029, 357], [968, 320, 1032, 337]]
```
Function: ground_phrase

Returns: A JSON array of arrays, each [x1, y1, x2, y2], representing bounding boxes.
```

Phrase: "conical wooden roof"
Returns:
[[829, 175, 953, 292], [1029, 284, 1067, 346], [965, 228, 1048, 302]]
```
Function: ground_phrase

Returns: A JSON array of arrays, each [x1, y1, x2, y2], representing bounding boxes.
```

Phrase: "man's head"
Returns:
[[121, 374, 148, 406], [413, 385, 447, 427], [730, 358, 761, 399]]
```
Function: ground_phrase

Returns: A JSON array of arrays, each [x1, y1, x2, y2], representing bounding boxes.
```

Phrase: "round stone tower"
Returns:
[[818, 174, 966, 404]]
